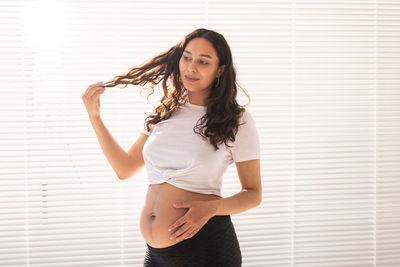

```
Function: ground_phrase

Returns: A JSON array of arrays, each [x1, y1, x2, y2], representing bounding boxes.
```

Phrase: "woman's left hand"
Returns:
[[168, 200, 218, 242]]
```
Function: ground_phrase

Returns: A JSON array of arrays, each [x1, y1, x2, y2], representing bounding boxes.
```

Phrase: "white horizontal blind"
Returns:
[[1, 1, 399, 267]]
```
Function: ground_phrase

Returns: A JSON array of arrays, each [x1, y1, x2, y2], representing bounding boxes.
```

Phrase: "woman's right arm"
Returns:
[[82, 82, 146, 180], [88, 115, 133, 179]]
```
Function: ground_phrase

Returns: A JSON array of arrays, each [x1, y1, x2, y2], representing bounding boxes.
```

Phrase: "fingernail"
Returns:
[[169, 236, 173, 240]]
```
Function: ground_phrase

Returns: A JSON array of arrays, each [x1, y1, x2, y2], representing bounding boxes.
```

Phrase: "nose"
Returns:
[[188, 61, 197, 73]]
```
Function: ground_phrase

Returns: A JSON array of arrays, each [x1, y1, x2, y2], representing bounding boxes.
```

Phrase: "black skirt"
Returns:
[[143, 215, 242, 267]]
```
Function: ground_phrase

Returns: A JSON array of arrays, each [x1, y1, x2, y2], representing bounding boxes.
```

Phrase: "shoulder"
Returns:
[[238, 109, 255, 125], [229, 109, 258, 140]]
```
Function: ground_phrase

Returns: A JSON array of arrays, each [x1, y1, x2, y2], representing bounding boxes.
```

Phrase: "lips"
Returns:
[[185, 75, 199, 82]]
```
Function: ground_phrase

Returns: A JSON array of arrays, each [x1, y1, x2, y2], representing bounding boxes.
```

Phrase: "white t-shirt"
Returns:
[[141, 101, 260, 197]]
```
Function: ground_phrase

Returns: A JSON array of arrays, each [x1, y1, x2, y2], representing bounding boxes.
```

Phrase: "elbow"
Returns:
[[117, 172, 128, 180], [119, 172, 134, 180], [244, 188, 262, 207], [117, 169, 134, 180], [118, 166, 140, 181]]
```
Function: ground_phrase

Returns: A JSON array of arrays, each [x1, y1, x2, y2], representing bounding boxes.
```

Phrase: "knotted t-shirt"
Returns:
[[141, 101, 260, 197]]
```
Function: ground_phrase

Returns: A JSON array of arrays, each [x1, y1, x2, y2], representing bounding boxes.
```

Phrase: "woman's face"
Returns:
[[179, 38, 224, 95]]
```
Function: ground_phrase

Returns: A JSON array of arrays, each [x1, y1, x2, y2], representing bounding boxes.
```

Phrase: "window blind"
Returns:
[[1, 0, 399, 266]]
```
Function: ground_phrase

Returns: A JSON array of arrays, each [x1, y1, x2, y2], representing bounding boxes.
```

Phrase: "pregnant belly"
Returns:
[[139, 182, 221, 248]]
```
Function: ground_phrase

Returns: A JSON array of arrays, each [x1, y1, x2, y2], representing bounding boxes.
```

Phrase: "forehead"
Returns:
[[184, 38, 217, 59]]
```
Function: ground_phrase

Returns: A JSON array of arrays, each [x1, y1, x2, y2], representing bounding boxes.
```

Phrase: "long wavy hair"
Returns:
[[103, 28, 250, 151]]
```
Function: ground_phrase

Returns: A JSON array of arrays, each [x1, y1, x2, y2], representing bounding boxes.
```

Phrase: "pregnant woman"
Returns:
[[82, 28, 261, 267]]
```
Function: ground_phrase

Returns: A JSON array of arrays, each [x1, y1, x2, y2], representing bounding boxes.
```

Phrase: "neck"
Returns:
[[187, 91, 209, 106]]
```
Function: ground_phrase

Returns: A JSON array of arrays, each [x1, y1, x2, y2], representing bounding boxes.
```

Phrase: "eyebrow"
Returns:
[[184, 50, 212, 59]]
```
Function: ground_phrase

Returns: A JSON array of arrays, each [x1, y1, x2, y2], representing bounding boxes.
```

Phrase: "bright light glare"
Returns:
[[22, 0, 67, 48]]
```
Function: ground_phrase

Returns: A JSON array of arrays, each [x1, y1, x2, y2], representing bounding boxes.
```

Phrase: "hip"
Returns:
[[143, 214, 242, 267]]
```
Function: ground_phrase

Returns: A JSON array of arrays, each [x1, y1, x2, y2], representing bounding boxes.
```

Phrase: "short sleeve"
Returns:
[[141, 122, 155, 136], [229, 110, 260, 163]]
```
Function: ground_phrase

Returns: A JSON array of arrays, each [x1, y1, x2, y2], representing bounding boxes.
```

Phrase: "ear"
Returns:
[[217, 64, 225, 77]]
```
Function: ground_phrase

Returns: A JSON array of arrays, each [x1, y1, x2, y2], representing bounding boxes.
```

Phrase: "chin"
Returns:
[[184, 84, 198, 90]]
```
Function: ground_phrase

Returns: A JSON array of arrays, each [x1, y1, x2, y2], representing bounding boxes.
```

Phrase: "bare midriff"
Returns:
[[139, 182, 222, 248]]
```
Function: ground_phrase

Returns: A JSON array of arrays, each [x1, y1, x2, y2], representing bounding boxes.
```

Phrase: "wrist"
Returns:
[[89, 114, 101, 122], [209, 198, 221, 217]]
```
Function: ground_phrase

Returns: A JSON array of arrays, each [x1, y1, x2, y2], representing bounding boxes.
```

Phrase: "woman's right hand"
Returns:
[[81, 81, 105, 118]]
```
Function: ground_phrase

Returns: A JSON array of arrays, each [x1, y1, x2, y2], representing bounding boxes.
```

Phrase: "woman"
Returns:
[[81, 28, 261, 267]]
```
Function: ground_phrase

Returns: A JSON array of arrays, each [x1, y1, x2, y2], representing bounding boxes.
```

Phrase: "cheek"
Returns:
[[179, 59, 185, 71], [207, 71, 216, 80]]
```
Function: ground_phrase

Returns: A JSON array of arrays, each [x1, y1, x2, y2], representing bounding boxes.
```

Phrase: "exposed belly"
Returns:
[[139, 182, 221, 248]]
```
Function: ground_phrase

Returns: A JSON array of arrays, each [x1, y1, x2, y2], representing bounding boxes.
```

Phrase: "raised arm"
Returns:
[[81, 81, 147, 180]]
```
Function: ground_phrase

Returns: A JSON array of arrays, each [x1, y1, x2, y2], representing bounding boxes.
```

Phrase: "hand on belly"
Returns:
[[140, 202, 189, 248], [139, 183, 221, 248], [153, 207, 189, 246]]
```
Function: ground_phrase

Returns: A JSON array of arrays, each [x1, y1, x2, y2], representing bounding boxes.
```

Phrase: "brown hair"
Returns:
[[103, 28, 250, 151]]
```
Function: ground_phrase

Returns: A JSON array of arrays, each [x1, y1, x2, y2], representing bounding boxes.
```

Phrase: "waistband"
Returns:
[[146, 215, 232, 253]]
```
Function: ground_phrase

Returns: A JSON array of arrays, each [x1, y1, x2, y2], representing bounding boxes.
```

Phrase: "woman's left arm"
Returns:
[[168, 158, 261, 241], [210, 158, 262, 216]]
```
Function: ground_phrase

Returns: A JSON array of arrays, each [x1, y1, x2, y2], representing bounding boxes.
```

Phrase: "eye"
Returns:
[[183, 56, 209, 65]]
